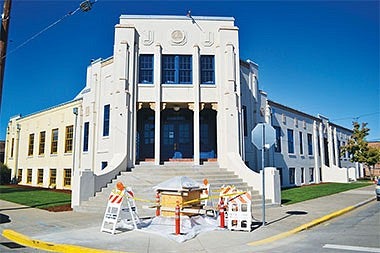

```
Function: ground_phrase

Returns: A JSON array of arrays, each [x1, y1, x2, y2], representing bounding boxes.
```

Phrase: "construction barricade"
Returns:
[[101, 182, 140, 234], [219, 185, 252, 232], [227, 191, 252, 232]]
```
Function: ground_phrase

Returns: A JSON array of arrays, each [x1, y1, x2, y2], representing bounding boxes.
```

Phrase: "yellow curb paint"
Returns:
[[2, 229, 128, 253], [248, 205, 355, 246]]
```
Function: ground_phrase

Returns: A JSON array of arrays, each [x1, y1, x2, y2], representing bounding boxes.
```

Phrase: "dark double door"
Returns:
[[161, 109, 193, 161], [137, 107, 217, 162]]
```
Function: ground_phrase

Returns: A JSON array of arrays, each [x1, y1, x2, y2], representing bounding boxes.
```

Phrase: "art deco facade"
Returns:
[[4, 15, 360, 209]]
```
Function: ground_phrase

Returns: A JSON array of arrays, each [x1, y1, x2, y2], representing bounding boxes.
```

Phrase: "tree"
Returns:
[[340, 122, 380, 180]]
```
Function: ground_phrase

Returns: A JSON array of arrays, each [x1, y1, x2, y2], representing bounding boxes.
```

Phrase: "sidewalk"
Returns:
[[0, 185, 377, 253]]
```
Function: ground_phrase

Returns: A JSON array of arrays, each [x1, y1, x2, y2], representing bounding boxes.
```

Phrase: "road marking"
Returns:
[[323, 244, 380, 252], [2, 229, 127, 253]]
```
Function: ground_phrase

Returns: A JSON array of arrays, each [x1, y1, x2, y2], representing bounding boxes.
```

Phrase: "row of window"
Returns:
[[82, 104, 110, 153], [18, 168, 71, 187], [139, 55, 215, 85], [23, 126, 74, 157], [278, 167, 320, 186], [274, 127, 314, 156]]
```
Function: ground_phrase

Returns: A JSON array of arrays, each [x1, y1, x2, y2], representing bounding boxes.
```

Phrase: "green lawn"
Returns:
[[0, 185, 71, 210], [281, 181, 372, 205]]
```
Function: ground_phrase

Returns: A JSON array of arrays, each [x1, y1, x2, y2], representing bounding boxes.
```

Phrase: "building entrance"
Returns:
[[161, 108, 193, 161]]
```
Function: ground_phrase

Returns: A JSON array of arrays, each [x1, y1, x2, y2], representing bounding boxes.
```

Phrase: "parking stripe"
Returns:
[[323, 244, 380, 252]]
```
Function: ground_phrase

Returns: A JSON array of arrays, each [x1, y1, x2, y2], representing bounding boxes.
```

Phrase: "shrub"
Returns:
[[0, 163, 11, 185]]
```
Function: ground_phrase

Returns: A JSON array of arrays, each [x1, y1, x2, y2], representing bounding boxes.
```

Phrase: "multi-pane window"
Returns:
[[51, 129, 58, 154], [139, 54, 154, 84], [83, 122, 89, 152], [144, 122, 154, 144], [309, 167, 315, 182], [287, 129, 294, 154], [50, 169, 56, 186], [163, 124, 174, 145], [28, 133, 34, 156], [103, 104, 110, 136], [17, 169, 22, 182], [179, 124, 190, 144], [299, 132, 304, 155], [39, 131, 46, 155], [162, 55, 192, 84], [37, 169, 43, 185], [301, 167, 305, 184], [274, 126, 282, 153], [63, 169, 71, 187], [200, 55, 215, 84], [27, 169, 32, 184], [307, 133, 313, 155], [65, 125, 74, 153], [289, 167, 295, 185]]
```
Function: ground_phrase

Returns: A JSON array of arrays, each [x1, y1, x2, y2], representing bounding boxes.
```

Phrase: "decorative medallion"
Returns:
[[171, 30, 187, 46]]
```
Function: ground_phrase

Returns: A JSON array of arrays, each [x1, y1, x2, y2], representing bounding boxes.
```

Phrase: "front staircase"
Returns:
[[74, 161, 269, 217]]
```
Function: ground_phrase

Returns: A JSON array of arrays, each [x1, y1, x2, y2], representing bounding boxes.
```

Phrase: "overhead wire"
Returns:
[[1, 0, 96, 60], [332, 112, 379, 121]]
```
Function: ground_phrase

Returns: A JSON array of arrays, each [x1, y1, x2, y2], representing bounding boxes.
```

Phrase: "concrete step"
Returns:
[[76, 162, 269, 214]]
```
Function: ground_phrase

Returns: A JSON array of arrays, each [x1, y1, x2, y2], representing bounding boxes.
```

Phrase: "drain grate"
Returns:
[[0, 242, 26, 249]]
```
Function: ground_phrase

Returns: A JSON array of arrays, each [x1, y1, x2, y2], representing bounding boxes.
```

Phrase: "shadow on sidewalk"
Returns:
[[0, 213, 11, 224], [266, 210, 308, 226]]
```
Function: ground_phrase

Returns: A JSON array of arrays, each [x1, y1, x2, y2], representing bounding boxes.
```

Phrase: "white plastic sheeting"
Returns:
[[152, 176, 201, 192], [118, 215, 222, 243]]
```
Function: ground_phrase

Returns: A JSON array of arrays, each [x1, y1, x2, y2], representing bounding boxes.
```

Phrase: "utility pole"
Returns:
[[0, 0, 11, 111]]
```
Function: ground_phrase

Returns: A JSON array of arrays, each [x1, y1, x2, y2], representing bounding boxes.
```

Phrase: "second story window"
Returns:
[[51, 128, 58, 154], [39, 131, 45, 155], [162, 55, 192, 84], [103, 104, 110, 136], [200, 55, 215, 84], [139, 54, 153, 84], [28, 133, 34, 156], [287, 129, 294, 154], [299, 132, 304, 155], [65, 125, 74, 153], [274, 126, 282, 153], [83, 122, 89, 152], [307, 133, 313, 155]]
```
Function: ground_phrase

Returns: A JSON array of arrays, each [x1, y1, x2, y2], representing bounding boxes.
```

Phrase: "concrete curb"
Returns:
[[247, 196, 376, 246], [1, 229, 128, 253]]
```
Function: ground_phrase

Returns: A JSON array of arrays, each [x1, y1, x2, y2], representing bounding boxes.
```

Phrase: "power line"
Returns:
[[1, 0, 96, 61], [332, 112, 380, 121]]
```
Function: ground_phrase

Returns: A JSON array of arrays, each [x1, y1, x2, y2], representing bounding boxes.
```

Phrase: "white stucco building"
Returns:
[[4, 15, 360, 209]]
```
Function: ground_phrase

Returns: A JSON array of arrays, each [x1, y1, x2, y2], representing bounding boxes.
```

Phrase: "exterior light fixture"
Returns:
[[73, 107, 78, 115]]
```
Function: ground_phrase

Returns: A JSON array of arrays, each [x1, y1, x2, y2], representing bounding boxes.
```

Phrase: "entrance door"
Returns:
[[137, 108, 155, 161], [161, 109, 193, 161]]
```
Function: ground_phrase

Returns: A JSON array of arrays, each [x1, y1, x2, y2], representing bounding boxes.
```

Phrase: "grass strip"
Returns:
[[281, 182, 372, 205], [0, 185, 71, 209]]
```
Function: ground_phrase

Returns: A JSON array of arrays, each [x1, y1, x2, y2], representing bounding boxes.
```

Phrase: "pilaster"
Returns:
[[193, 45, 200, 165], [154, 44, 162, 165]]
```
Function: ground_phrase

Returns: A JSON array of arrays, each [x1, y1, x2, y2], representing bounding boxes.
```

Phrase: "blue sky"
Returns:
[[0, 0, 379, 141]]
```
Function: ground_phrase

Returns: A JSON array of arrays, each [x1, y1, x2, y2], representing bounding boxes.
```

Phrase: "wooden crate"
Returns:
[[160, 189, 203, 217]]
